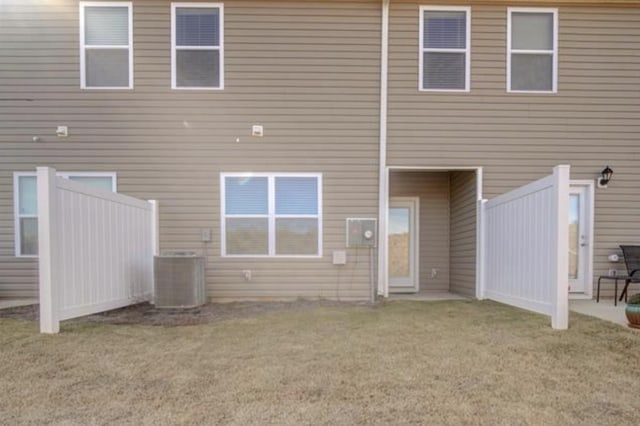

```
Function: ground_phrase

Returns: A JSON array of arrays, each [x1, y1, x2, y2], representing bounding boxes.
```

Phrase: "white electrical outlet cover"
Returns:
[[332, 251, 347, 265]]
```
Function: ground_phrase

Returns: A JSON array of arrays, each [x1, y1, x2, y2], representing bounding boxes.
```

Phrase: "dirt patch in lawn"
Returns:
[[0, 299, 376, 326], [0, 304, 39, 321]]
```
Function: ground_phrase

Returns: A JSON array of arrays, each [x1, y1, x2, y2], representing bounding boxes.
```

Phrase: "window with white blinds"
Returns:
[[507, 8, 558, 93], [419, 6, 470, 91], [172, 3, 224, 89], [80, 2, 133, 89], [221, 174, 322, 257], [14, 172, 116, 256]]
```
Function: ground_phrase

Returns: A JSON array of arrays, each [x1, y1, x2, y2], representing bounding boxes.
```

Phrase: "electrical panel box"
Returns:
[[346, 218, 377, 248]]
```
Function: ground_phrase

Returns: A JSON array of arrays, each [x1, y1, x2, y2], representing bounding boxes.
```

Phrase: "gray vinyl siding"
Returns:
[[389, 171, 450, 292], [449, 171, 477, 297], [388, 1, 640, 297], [0, 0, 381, 300], [2, 0, 640, 301]]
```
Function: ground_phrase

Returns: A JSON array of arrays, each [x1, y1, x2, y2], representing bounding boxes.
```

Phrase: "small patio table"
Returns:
[[596, 275, 628, 306]]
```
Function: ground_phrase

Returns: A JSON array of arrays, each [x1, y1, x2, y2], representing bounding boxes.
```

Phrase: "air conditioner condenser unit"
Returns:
[[154, 252, 206, 308]]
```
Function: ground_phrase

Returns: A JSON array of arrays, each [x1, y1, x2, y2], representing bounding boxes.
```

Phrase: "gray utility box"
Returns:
[[154, 252, 206, 308], [346, 218, 377, 247]]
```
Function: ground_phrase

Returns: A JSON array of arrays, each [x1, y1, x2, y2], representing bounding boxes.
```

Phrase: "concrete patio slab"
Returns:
[[570, 299, 629, 327]]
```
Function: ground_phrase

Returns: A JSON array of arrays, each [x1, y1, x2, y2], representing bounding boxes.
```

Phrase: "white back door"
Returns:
[[568, 184, 593, 294]]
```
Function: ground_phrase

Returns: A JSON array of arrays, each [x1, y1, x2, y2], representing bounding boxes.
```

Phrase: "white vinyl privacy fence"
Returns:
[[37, 167, 159, 333], [479, 165, 570, 330]]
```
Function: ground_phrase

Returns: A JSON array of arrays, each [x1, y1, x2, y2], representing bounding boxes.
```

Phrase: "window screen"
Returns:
[[81, 4, 132, 88], [16, 176, 38, 256], [276, 218, 319, 256], [274, 177, 319, 255], [85, 49, 130, 88], [173, 4, 223, 89], [225, 177, 268, 215], [226, 218, 269, 255], [222, 174, 321, 256], [421, 8, 470, 91], [176, 7, 220, 46], [14, 173, 116, 256], [508, 10, 557, 92], [85, 6, 129, 45], [275, 177, 318, 215]]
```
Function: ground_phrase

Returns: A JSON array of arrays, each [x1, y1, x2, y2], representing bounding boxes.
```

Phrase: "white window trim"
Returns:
[[418, 5, 471, 92], [171, 2, 225, 90], [13, 172, 38, 258], [13, 171, 117, 257], [220, 173, 323, 258], [79, 1, 134, 90], [507, 7, 558, 94]]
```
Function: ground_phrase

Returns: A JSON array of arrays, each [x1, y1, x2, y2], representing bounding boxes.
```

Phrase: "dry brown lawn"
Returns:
[[1, 300, 639, 425]]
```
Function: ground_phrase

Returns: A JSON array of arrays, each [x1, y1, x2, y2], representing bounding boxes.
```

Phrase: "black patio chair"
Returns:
[[619, 245, 640, 302]]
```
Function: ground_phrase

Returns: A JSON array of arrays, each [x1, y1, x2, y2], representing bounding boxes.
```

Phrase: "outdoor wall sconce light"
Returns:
[[597, 166, 613, 188]]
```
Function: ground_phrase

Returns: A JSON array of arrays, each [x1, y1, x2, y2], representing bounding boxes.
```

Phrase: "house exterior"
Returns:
[[1, 0, 639, 302]]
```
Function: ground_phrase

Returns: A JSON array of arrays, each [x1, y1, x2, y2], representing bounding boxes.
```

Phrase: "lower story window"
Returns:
[[221, 173, 322, 257], [13, 172, 116, 256]]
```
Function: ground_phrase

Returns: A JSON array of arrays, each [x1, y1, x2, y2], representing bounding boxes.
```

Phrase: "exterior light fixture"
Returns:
[[598, 165, 613, 188]]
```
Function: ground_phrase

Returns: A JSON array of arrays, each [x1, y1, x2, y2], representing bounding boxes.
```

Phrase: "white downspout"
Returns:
[[377, 0, 390, 297]]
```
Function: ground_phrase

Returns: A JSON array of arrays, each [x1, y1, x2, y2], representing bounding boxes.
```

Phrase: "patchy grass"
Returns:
[[1, 300, 639, 425]]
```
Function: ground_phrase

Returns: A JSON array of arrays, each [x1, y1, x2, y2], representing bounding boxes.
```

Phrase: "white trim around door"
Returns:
[[568, 179, 595, 299]]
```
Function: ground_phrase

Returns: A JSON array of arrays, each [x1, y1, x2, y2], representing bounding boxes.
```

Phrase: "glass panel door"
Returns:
[[388, 197, 419, 292], [569, 185, 591, 294], [389, 207, 410, 280], [568, 194, 580, 280]]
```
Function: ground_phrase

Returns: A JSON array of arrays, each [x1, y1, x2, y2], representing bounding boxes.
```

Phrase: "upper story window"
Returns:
[[14, 172, 117, 257], [419, 6, 470, 92], [172, 3, 224, 89], [221, 174, 322, 257], [507, 8, 558, 93], [80, 2, 133, 89]]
